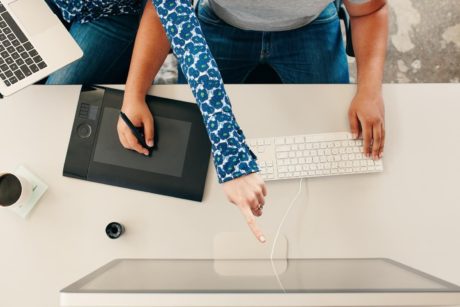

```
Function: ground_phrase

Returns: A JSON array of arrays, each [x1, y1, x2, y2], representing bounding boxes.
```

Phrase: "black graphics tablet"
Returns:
[[63, 86, 211, 202]]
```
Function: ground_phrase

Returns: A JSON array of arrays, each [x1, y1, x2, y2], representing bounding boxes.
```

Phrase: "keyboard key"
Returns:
[[277, 152, 288, 159], [25, 58, 33, 65], [20, 51, 28, 59], [2, 39, 11, 47], [37, 60, 47, 70], [0, 72, 5, 80], [15, 58, 24, 65], [1, 50, 8, 58], [276, 145, 290, 152], [0, 21, 6, 28], [29, 64, 39, 72], [0, 63, 8, 71], [11, 52, 19, 59], [6, 45, 14, 53], [5, 70, 12, 78], [30, 50, 39, 58], [14, 69, 25, 80], [278, 166, 288, 173], [295, 136, 304, 143], [23, 42, 33, 50], [275, 138, 285, 145], [9, 76, 18, 84], [5, 57, 13, 65], [19, 65, 31, 76], [16, 45, 24, 53], [9, 63, 18, 71], [4, 79, 11, 86]]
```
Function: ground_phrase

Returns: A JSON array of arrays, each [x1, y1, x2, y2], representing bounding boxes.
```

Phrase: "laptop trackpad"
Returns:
[[9, 0, 57, 37]]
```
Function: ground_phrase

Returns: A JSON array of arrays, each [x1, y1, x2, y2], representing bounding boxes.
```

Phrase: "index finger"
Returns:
[[125, 131, 149, 156], [362, 121, 372, 158], [371, 124, 382, 160], [239, 204, 266, 243]]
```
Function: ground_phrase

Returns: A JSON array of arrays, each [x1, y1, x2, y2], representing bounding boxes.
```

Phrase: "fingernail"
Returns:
[[144, 151, 149, 156], [147, 140, 154, 147], [259, 236, 266, 243], [352, 133, 358, 139], [379, 152, 384, 159]]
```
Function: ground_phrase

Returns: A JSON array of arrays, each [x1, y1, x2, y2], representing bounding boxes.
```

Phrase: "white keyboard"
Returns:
[[247, 132, 384, 181]]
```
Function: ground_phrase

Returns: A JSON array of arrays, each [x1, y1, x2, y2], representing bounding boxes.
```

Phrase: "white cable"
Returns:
[[270, 178, 304, 293]]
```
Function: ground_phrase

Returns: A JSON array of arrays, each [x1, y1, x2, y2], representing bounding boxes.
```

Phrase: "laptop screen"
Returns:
[[63, 259, 459, 293]]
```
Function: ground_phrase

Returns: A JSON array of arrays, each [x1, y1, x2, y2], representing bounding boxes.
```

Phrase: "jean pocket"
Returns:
[[197, 0, 224, 25], [310, 2, 338, 25]]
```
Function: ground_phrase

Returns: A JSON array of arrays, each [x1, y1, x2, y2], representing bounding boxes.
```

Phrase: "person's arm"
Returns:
[[118, 0, 267, 243], [344, 0, 388, 160], [118, 0, 171, 155]]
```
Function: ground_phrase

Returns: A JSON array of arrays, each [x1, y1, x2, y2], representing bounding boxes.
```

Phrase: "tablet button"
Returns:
[[77, 123, 92, 139]]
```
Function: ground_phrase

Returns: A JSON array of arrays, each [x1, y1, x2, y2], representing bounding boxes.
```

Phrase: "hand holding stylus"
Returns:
[[222, 173, 268, 243], [117, 96, 154, 156]]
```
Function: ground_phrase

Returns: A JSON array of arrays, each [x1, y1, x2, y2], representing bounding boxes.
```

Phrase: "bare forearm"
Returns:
[[348, 1, 388, 95], [125, 1, 171, 100]]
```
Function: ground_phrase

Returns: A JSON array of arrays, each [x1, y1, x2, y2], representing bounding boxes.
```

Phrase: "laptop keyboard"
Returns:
[[0, 3, 47, 87]]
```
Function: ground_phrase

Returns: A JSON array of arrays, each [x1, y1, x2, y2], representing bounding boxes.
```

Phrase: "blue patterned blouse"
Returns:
[[152, 0, 259, 183], [53, 0, 259, 183], [51, 0, 142, 23]]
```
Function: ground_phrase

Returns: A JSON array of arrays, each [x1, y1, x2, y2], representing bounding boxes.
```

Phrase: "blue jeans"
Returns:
[[45, 1, 143, 84], [179, 0, 349, 84]]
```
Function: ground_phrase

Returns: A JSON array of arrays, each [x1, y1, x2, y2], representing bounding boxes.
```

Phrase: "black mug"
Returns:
[[0, 173, 32, 208]]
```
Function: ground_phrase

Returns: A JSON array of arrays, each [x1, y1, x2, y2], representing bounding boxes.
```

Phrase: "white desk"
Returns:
[[1, 84, 460, 307]]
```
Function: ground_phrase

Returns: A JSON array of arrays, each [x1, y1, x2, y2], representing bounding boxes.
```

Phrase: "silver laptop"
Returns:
[[60, 258, 460, 307], [0, 0, 83, 96]]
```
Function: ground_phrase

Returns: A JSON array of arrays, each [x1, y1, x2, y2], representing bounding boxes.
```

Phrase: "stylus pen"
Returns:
[[119, 111, 153, 155]]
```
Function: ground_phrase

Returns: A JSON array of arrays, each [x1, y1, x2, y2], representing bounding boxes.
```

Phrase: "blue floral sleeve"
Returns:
[[151, 0, 259, 183]]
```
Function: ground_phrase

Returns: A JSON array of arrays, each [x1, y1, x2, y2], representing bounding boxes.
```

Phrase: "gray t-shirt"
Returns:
[[207, 0, 368, 32]]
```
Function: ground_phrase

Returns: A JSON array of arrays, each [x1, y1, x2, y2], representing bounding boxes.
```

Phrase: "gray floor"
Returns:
[[346, 0, 460, 83], [383, 0, 459, 83], [156, 0, 460, 84]]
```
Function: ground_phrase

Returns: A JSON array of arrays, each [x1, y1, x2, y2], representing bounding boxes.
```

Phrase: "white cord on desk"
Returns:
[[270, 178, 304, 293]]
